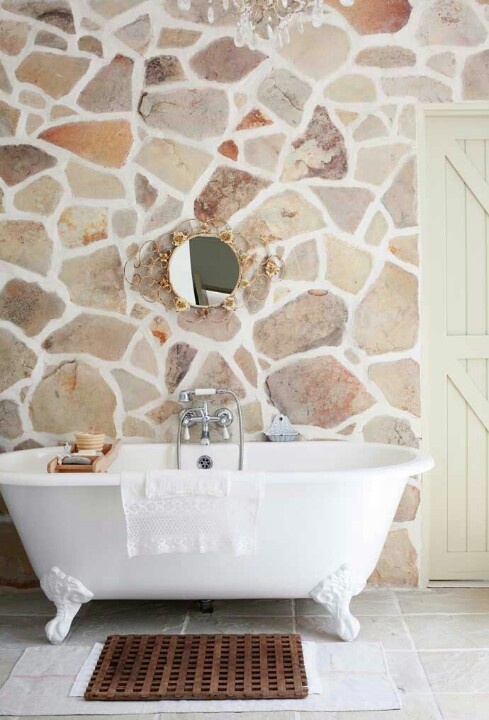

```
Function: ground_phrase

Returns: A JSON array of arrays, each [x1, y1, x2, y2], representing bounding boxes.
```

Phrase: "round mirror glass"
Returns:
[[169, 235, 241, 307]]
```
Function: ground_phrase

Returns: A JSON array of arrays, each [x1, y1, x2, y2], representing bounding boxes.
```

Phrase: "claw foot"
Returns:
[[310, 564, 365, 642], [40, 566, 93, 644]]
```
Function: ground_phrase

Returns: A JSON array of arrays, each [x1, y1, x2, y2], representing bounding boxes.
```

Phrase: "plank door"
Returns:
[[423, 109, 489, 580]]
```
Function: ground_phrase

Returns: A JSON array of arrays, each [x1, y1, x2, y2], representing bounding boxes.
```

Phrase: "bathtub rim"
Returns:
[[0, 441, 434, 487]]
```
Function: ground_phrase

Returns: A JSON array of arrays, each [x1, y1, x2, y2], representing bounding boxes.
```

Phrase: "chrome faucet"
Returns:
[[177, 388, 244, 470]]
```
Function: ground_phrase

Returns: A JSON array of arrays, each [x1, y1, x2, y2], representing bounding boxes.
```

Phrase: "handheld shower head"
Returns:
[[179, 388, 220, 402]]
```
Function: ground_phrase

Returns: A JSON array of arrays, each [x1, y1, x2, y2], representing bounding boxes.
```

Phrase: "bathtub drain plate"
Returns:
[[197, 455, 213, 469]]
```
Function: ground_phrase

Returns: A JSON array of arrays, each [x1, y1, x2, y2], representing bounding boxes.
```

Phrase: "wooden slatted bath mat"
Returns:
[[85, 633, 309, 701]]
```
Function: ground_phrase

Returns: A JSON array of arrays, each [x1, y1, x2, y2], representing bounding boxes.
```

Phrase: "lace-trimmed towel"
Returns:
[[121, 472, 263, 557]]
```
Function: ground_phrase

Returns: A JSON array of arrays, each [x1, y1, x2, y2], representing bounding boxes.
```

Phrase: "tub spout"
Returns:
[[309, 564, 365, 642], [40, 566, 93, 644]]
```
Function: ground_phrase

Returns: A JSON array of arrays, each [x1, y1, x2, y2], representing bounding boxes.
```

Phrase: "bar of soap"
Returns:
[[62, 455, 92, 465]]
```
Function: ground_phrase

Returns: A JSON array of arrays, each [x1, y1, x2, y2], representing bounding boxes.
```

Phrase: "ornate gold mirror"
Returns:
[[125, 220, 284, 316]]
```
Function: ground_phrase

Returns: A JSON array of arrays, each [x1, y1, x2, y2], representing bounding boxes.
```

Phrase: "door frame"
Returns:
[[418, 102, 489, 587]]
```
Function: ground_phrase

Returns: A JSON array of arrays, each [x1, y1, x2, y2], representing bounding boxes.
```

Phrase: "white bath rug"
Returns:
[[0, 641, 400, 715]]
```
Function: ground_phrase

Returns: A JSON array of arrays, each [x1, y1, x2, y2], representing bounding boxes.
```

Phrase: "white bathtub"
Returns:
[[0, 441, 433, 644]]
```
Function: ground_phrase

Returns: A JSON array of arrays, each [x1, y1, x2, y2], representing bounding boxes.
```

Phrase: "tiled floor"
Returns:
[[1, 587, 489, 719]]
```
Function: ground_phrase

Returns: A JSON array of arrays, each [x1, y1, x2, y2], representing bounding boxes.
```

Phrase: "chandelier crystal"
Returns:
[[177, 0, 355, 48]]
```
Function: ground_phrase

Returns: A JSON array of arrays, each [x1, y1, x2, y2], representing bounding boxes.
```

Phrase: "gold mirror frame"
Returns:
[[124, 220, 284, 318]]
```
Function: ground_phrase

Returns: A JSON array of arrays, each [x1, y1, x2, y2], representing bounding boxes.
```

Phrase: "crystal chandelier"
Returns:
[[177, 0, 355, 48]]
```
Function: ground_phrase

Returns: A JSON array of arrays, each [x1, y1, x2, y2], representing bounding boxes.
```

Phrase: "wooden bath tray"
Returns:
[[85, 633, 309, 701], [47, 441, 121, 473]]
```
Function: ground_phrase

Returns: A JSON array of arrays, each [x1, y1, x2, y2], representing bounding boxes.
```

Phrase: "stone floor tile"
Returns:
[[0, 616, 49, 648], [397, 589, 489, 615], [195, 599, 293, 616], [0, 589, 52, 616], [0, 647, 22, 687], [296, 615, 412, 649], [185, 614, 294, 635], [405, 614, 489, 650], [435, 692, 489, 719], [67, 610, 187, 645], [81, 599, 192, 618], [419, 650, 489, 693], [385, 650, 432, 695], [298, 694, 442, 718], [159, 714, 294, 720], [297, 589, 400, 617]]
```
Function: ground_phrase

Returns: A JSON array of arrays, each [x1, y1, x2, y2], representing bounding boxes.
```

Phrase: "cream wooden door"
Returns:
[[423, 108, 489, 580]]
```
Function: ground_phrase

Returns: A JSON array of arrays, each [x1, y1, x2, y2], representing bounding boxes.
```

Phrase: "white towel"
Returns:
[[146, 470, 230, 498], [121, 472, 263, 557]]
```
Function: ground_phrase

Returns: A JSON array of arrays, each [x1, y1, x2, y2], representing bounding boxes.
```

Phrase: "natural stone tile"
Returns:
[[31, 360, 116, 435], [382, 76, 452, 102], [398, 587, 489, 615], [325, 0, 412, 34], [190, 37, 266, 82], [123, 416, 156, 439], [0, 19, 30, 55], [398, 104, 416, 140], [427, 50, 457, 77], [4, 0, 75, 32], [356, 45, 415, 67], [0, 60, 11, 92], [418, 0, 486, 46], [237, 190, 324, 243], [90, 0, 145, 17], [136, 137, 212, 192], [285, 239, 319, 280], [14, 175, 63, 215], [242, 400, 262, 434], [158, 27, 201, 48], [143, 196, 182, 234], [234, 346, 258, 388], [395, 484, 420, 522], [408, 615, 489, 650], [0, 522, 37, 588], [245, 133, 284, 173], [355, 143, 410, 185], [195, 352, 245, 399], [436, 691, 489, 717], [144, 54, 185, 84], [150, 316, 171, 345], [383, 157, 417, 228], [282, 106, 347, 181], [258, 69, 311, 127], [112, 368, 159, 411], [385, 650, 433, 696], [35, 29, 67, 50], [297, 614, 411, 648], [326, 236, 372, 294], [195, 166, 269, 224], [78, 54, 133, 112], [60, 245, 126, 313], [325, 74, 376, 102], [135, 173, 157, 209], [0, 144, 56, 186], [78, 35, 103, 56], [186, 614, 294, 636], [177, 310, 241, 342], [267, 356, 374, 429], [139, 88, 228, 139], [280, 23, 349, 80], [20, 89, 46, 109], [50, 103, 77, 119], [146, 400, 181, 425], [369, 528, 418, 586], [0, 278, 64, 337], [254, 290, 347, 360], [389, 234, 418, 266], [40, 119, 133, 168], [353, 114, 388, 141], [115, 14, 151, 54], [0, 328, 36, 393], [113, 209, 137, 239], [297, 588, 400, 617], [43, 313, 136, 360], [130, 337, 157, 376], [0, 220, 52, 274], [463, 49, 489, 99], [355, 263, 418, 355], [0, 399, 22, 439], [16, 52, 89, 99], [26, 112, 43, 134], [14, 438, 41, 450], [236, 107, 273, 130], [165, 342, 197, 393], [313, 187, 373, 233], [58, 205, 108, 247], [0, 589, 52, 615], [365, 211, 388, 246], [0, 100, 22, 137], [218, 139, 238, 161], [65, 160, 125, 199], [369, 358, 420, 416], [363, 415, 419, 448], [131, 303, 150, 320]]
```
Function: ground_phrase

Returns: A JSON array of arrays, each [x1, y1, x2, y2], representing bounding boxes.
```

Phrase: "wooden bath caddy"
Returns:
[[47, 440, 122, 474]]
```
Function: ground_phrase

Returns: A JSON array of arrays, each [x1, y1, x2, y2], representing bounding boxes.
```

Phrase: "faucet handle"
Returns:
[[221, 426, 230, 441]]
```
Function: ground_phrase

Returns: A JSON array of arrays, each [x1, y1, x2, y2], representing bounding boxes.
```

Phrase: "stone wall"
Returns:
[[1, 0, 488, 587]]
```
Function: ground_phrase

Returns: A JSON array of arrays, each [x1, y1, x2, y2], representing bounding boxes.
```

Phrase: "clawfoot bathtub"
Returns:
[[0, 441, 433, 644]]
